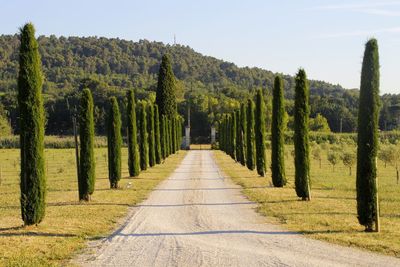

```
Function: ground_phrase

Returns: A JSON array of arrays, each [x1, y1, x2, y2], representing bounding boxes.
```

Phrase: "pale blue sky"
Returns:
[[1, 0, 399, 94]]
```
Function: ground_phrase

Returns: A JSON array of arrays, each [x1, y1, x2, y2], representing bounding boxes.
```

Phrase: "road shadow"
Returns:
[[113, 229, 298, 237], [153, 186, 266, 191], [136, 201, 256, 208]]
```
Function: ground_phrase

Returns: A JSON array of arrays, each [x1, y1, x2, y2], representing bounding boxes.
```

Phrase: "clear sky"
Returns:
[[1, 0, 399, 94]]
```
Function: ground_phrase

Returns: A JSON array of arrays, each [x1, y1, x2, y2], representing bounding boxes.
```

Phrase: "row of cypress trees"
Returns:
[[219, 70, 312, 200], [17, 22, 182, 225], [218, 38, 381, 231], [219, 89, 267, 177]]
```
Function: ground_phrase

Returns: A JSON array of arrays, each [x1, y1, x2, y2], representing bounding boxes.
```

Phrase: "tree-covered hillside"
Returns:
[[0, 34, 398, 137]]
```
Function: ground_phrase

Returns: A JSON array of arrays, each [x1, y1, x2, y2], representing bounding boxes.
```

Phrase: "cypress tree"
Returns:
[[18, 23, 46, 225], [79, 88, 96, 201], [225, 114, 230, 154], [255, 90, 267, 176], [271, 76, 286, 187], [294, 69, 311, 200], [235, 110, 242, 163], [246, 99, 256, 170], [240, 103, 247, 166], [356, 39, 380, 232], [154, 104, 162, 164], [156, 54, 177, 117], [139, 102, 149, 170], [171, 116, 176, 154], [231, 112, 237, 160], [169, 118, 173, 155], [147, 103, 156, 167], [107, 97, 122, 189], [160, 115, 166, 159], [127, 89, 140, 177], [165, 117, 170, 157], [219, 120, 224, 152]]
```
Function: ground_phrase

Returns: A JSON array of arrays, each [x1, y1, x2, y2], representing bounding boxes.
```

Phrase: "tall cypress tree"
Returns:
[[168, 118, 173, 155], [139, 102, 149, 170], [127, 89, 140, 177], [235, 110, 242, 163], [240, 103, 247, 166], [18, 23, 46, 225], [225, 114, 230, 154], [160, 115, 166, 159], [231, 112, 237, 160], [356, 39, 380, 232], [246, 99, 256, 170], [147, 103, 156, 167], [294, 69, 311, 200], [154, 104, 162, 164], [156, 54, 177, 117], [271, 76, 286, 187], [255, 90, 267, 176], [107, 97, 122, 189], [79, 89, 96, 201], [171, 116, 176, 154]]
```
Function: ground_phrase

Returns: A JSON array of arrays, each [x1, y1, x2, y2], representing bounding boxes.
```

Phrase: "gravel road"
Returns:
[[79, 150, 400, 266]]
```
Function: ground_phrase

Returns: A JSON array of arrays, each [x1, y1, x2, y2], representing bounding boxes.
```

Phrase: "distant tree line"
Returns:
[[0, 34, 399, 138]]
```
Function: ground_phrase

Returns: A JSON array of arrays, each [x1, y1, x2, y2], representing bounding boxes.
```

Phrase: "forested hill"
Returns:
[[0, 34, 399, 136]]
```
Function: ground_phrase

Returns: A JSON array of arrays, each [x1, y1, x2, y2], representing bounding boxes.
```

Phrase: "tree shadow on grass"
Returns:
[[0, 231, 77, 237]]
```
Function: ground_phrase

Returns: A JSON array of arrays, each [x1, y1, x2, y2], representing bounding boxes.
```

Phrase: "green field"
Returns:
[[0, 148, 186, 266], [214, 145, 400, 257]]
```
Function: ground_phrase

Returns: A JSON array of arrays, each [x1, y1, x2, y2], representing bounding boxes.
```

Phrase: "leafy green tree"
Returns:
[[342, 151, 356, 175], [139, 102, 149, 170], [356, 39, 380, 232], [18, 23, 46, 225], [246, 100, 256, 170], [312, 145, 322, 168], [79, 88, 96, 201], [294, 69, 311, 200], [271, 76, 286, 187], [127, 90, 140, 177], [107, 97, 122, 188], [240, 103, 247, 166], [156, 54, 177, 117], [309, 113, 331, 132], [327, 150, 339, 172], [255, 90, 266, 176], [154, 104, 162, 164], [147, 103, 156, 167]]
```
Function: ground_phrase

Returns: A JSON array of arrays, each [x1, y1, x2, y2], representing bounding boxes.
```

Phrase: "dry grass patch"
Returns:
[[0, 148, 186, 266], [213, 149, 400, 257]]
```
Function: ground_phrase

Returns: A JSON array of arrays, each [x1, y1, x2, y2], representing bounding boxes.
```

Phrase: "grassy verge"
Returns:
[[0, 148, 186, 266], [213, 149, 400, 257]]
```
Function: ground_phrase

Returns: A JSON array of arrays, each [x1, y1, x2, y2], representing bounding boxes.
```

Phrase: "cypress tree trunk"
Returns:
[[156, 54, 177, 117], [271, 76, 287, 187], [78, 89, 96, 201], [127, 89, 140, 177], [356, 39, 380, 232], [154, 104, 162, 164], [147, 104, 156, 167], [246, 99, 256, 170], [240, 103, 247, 166], [18, 23, 46, 225], [235, 110, 242, 163], [294, 69, 311, 200], [255, 90, 267, 176], [107, 97, 122, 189], [231, 112, 237, 160], [139, 102, 149, 170]]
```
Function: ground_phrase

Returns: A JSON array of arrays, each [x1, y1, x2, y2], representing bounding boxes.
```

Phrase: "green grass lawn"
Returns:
[[214, 148, 400, 257], [0, 148, 186, 266]]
